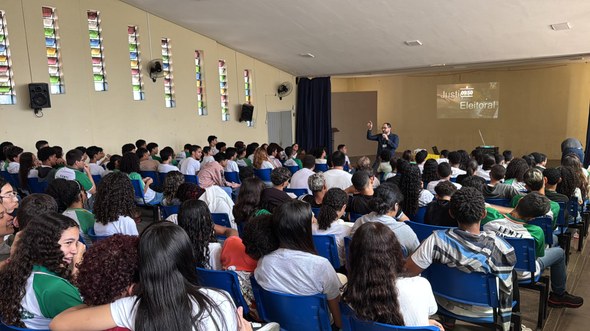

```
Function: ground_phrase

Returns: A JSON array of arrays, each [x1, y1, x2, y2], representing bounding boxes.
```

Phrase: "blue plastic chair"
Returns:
[[27, 177, 48, 193], [286, 165, 300, 175], [131, 179, 160, 221], [422, 263, 510, 329], [0, 171, 19, 189], [254, 168, 272, 182], [410, 206, 427, 223], [87, 227, 110, 243], [140, 171, 159, 185], [161, 205, 180, 219], [528, 215, 553, 246], [158, 172, 168, 185], [485, 198, 511, 207], [0, 321, 48, 331], [348, 212, 363, 223], [91, 175, 102, 186], [285, 188, 307, 197], [339, 302, 439, 331], [314, 163, 329, 173], [311, 207, 321, 217], [211, 213, 232, 229], [196, 267, 249, 315], [504, 237, 549, 330], [312, 234, 341, 269], [184, 175, 200, 185], [450, 177, 457, 183], [555, 201, 571, 264], [406, 221, 452, 242], [250, 276, 332, 331], [566, 197, 586, 251], [224, 171, 241, 184]]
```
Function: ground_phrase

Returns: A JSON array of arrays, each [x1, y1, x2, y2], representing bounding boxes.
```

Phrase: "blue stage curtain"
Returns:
[[295, 77, 332, 153]]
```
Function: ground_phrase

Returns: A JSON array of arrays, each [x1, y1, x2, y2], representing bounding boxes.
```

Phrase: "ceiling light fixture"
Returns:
[[404, 40, 423, 46], [298, 53, 315, 58], [550, 22, 572, 31]]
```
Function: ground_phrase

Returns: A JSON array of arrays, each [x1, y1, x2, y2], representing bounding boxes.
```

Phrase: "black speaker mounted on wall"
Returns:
[[28, 83, 51, 116], [240, 103, 254, 122]]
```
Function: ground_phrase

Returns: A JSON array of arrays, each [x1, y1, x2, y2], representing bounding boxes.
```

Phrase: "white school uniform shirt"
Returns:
[[93, 215, 138, 236], [157, 163, 179, 173], [225, 160, 239, 173], [180, 157, 201, 175], [88, 163, 106, 177]]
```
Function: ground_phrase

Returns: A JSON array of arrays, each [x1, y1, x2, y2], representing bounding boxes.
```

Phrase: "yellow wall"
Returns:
[[0, 0, 295, 153], [332, 63, 590, 160]]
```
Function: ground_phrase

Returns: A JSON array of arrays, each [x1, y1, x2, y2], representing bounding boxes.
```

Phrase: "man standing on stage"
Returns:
[[366, 121, 399, 167]]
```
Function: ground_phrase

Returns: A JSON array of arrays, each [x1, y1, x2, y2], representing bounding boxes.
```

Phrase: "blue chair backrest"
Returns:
[[87, 227, 110, 243], [27, 177, 48, 194], [311, 207, 320, 217], [130, 179, 147, 204], [285, 188, 307, 197], [0, 321, 48, 331], [406, 221, 451, 242], [339, 302, 439, 331], [250, 276, 331, 331], [91, 175, 102, 185], [224, 171, 241, 184], [567, 197, 579, 219], [211, 213, 232, 228], [349, 212, 363, 222], [503, 237, 538, 283], [528, 215, 553, 246], [184, 175, 200, 185], [410, 206, 427, 223], [196, 267, 249, 315], [312, 234, 341, 269], [1, 171, 19, 189], [140, 171, 159, 185], [253, 168, 272, 182], [423, 263, 499, 309], [450, 177, 457, 183], [485, 198, 511, 207], [556, 201, 567, 229], [161, 205, 179, 219], [286, 165, 299, 175], [315, 163, 329, 173], [158, 172, 167, 185]]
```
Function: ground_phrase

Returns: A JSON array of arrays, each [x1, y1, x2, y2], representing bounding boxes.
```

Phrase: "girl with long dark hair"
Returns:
[[254, 200, 343, 329], [314, 188, 351, 265], [232, 176, 269, 224], [51, 221, 244, 331], [177, 199, 221, 269], [343, 222, 441, 329], [504, 158, 530, 192], [0, 213, 83, 329], [92, 172, 138, 236], [399, 164, 433, 217], [18, 151, 39, 191]]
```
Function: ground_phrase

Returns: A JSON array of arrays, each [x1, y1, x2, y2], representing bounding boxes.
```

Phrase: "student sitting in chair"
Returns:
[[157, 147, 180, 173], [424, 180, 458, 227], [54, 149, 96, 195], [482, 165, 519, 200], [179, 145, 202, 176]]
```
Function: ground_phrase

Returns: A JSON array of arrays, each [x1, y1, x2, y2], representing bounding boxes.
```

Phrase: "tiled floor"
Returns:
[[449, 235, 589, 331]]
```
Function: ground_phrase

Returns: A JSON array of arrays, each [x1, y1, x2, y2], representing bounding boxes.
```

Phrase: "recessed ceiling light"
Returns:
[[550, 22, 572, 31], [404, 40, 423, 46], [298, 53, 315, 58]]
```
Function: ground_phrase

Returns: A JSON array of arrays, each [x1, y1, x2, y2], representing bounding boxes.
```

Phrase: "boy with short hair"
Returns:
[[207, 135, 218, 155], [36, 146, 57, 180], [137, 148, 159, 172], [180, 145, 202, 176], [87, 146, 106, 177], [54, 149, 96, 194], [146, 142, 161, 162], [424, 180, 457, 227], [157, 147, 180, 173], [224, 147, 239, 173]]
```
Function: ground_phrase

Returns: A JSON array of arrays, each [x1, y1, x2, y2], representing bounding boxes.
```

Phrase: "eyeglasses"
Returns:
[[0, 191, 18, 199]]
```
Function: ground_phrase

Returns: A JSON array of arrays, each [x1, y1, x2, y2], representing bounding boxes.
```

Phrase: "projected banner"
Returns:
[[437, 82, 499, 119]]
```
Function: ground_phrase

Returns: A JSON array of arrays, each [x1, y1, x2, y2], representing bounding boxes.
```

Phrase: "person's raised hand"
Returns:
[[367, 121, 373, 130]]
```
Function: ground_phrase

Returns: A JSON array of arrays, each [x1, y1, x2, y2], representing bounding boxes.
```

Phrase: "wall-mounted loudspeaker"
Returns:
[[28, 83, 51, 116], [240, 103, 254, 122]]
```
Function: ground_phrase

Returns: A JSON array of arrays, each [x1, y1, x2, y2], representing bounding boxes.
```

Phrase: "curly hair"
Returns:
[[421, 159, 439, 183], [45, 178, 83, 213], [398, 164, 421, 216], [449, 187, 485, 225], [162, 171, 185, 203], [232, 177, 265, 223], [177, 199, 216, 268], [557, 166, 578, 198], [18, 152, 35, 190], [0, 213, 78, 327], [15, 193, 58, 230], [175, 182, 206, 202], [93, 172, 136, 225], [505, 158, 529, 182], [119, 152, 141, 174], [76, 235, 139, 306], [242, 214, 279, 260], [317, 188, 347, 230], [342, 222, 405, 326], [270, 167, 291, 186], [253, 148, 270, 169], [561, 154, 588, 199]]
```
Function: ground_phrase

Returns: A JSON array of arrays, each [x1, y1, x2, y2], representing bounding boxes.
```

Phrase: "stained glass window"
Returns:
[[195, 50, 206, 115], [87, 10, 107, 91], [161, 38, 175, 108], [219, 60, 229, 121], [244, 69, 253, 126], [128, 26, 144, 100], [0, 11, 15, 104], [42, 7, 64, 94]]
